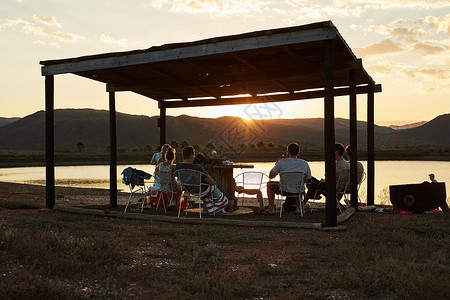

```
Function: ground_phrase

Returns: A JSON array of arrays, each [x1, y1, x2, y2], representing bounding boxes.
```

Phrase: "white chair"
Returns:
[[309, 169, 356, 213], [277, 172, 306, 217], [335, 169, 351, 213], [234, 171, 269, 207], [175, 168, 211, 218], [341, 171, 366, 207]]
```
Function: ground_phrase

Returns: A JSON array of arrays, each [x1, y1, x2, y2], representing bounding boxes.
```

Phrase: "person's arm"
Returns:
[[305, 164, 312, 183], [150, 153, 157, 165], [156, 156, 164, 165], [269, 170, 277, 179], [269, 161, 280, 179], [203, 175, 216, 185], [170, 165, 176, 179]]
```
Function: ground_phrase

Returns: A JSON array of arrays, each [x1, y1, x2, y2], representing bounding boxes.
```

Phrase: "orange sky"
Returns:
[[1, 0, 449, 126]]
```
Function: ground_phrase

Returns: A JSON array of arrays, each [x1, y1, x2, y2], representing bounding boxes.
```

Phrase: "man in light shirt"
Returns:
[[264, 142, 312, 215]]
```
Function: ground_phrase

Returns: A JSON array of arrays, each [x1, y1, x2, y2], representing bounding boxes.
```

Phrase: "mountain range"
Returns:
[[0, 109, 449, 151]]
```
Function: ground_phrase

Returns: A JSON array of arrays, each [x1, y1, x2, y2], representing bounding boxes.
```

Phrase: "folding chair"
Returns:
[[175, 169, 210, 218], [122, 167, 152, 213], [335, 170, 351, 213], [309, 169, 354, 213], [234, 171, 269, 207], [341, 171, 366, 207], [277, 172, 306, 217]]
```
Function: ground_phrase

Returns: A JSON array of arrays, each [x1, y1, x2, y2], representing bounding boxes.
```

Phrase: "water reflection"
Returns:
[[1, 161, 450, 205]]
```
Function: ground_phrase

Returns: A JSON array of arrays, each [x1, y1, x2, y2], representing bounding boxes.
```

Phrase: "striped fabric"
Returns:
[[198, 184, 229, 215]]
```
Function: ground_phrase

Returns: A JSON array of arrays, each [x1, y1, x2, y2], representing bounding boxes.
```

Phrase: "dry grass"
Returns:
[[1, 182, 449, 299], [309, 216, 450, 299]]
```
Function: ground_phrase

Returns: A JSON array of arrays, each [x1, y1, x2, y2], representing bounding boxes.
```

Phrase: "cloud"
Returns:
[[403, 67, 449, 79], [412, 41, 447, 55], [33, 40, 60, 48], [368, 24, 426, 39], [33, 15, 62, 28], [358, 0, 450, 9], [147, 0, 268, 15], [100, 34, 128, 47], [354, 38, 404, 57], [32, 14, 62, 28], [366, 64, 398, 74], [145, 0, 168, 9], [284, 1, 365, 19], [0, 17, 84, 45], [420, 13, 450, 36], [0, 17, 46, 36], [52, 31, 83, 43]]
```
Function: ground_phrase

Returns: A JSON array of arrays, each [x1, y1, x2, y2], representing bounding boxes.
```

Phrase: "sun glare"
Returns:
[[185, 99, 328, 121]]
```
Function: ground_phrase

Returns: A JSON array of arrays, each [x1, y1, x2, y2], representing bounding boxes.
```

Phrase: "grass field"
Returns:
[[0, 182, 449, 299]]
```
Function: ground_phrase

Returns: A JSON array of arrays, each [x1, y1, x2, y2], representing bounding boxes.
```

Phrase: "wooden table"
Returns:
[[204, 163, 254, 200]]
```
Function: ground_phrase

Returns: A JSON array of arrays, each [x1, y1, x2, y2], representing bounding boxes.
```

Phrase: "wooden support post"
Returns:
[[367, 84, 375, 206], [45, 75, 55, 209], [109, 92, 118, 208], [349, 69, 358, 209], [324, 39, 337, 227], [159, 101, 166, 146]]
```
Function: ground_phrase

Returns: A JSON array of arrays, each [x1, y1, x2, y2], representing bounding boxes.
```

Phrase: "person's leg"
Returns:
[[295, 194, 301, 214], [242, 188, 264, 210], [256, 190, 264, 210], [205, 186, 229, 215], [283, 197, 296, 211], [266, 182, 279, 214], [304, 177, 321, 204]]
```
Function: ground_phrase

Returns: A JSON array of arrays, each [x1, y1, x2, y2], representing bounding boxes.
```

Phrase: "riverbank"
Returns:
[[1, 181, 449, 299], [2, 146, 450, 168]]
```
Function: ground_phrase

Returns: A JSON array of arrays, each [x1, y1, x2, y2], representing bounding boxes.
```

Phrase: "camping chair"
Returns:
[[277, 172, 306, 217], [234, 171, 269, 207], [175, 169, 211, 219], [335, 169, 351, 213], [341, 171, 366, 207], [122, 167, 152, 213], [309, 170, 354, 213]]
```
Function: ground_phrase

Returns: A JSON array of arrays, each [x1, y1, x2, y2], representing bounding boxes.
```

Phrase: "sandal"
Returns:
[[259, 210, 276, 215], [258, 206, 268, 213]]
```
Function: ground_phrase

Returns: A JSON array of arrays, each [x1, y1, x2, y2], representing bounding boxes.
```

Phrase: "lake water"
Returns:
[[1, 161, 449, 204]]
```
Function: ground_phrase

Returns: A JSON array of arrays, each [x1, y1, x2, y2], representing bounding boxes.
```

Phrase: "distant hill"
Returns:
[[389, 121, 426, 130], [0, 109, 448, 150], [379, 114, 450, 146], [0, 117, 19, 128]]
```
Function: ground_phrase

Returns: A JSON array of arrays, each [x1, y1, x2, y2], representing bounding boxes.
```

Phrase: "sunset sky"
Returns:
[[1, 0, 449, 126]]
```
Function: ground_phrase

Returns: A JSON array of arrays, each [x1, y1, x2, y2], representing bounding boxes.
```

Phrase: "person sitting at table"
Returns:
[[155, 147, 181, 205], [151, 144, 171, 188], [233, 178, 264, 212], [175, 145, 229, 215], [303, 142, 350, 207], [151, 144, 169, 165], [264, 142, 312, 215]]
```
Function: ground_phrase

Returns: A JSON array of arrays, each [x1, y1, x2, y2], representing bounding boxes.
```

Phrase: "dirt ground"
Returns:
[[1, 181, 449, 299]]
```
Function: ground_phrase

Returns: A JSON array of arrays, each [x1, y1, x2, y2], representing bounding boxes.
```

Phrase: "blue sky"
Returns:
[[1, 0, 449, 125]]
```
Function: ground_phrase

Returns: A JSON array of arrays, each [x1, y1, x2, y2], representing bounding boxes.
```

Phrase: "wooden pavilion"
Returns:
[[40, 21, 381, 227]]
